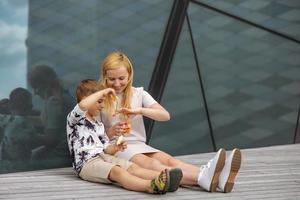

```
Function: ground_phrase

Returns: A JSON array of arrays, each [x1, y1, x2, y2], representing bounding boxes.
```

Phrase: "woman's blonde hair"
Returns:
[[100, 51, 133, 118]]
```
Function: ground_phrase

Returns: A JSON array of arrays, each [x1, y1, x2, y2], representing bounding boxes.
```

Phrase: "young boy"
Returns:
[[66, 79, 182, 194]]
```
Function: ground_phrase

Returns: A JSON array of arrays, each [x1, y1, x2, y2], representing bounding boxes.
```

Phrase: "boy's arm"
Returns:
[[67, 104, 86, 125], [79, 88, 115, 111], [104, 141, 127, 155]]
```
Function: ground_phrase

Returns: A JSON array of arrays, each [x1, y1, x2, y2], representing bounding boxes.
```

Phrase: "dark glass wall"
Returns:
[[150, 20, 215, 155], [190, 0, 300, 149], [0, 0, 172, 173], [150, 0, 300, 154], [0, 0, 299, 173]]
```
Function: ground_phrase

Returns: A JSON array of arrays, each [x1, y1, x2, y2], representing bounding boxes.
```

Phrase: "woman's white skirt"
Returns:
[[115, 141, 160, 160]]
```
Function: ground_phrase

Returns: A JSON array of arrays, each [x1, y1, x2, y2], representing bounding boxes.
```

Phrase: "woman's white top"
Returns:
[[101, 87, 160, 160]]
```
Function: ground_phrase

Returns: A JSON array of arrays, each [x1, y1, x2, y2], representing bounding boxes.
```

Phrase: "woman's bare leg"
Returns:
[[147, 152, 200, 186], [130, 153, 171, 172], [130, 153, 198, 186]]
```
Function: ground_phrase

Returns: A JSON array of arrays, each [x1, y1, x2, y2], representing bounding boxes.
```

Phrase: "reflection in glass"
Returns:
[[188, 2, 300, 149], [0, 65, 74, 173], [0, 0, 172, 173], [150, 21, 214, 156]]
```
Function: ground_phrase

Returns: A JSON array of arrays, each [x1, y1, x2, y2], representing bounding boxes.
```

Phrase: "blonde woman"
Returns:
[[99, 51, 241, 193]]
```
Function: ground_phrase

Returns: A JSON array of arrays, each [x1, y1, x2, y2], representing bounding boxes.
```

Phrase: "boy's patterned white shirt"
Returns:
[[66, 104, 109, 175]]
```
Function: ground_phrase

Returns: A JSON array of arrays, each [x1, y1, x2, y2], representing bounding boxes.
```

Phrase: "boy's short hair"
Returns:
[[9, 87, 33, 114], [76, 79, 104, 103], [0, 98, 10, 114]]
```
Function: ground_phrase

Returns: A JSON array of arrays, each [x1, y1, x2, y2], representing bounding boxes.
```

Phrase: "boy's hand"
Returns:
[[104, 142, 127, 155], [101, 88, 115, 97], [115, 140, 127, 152]]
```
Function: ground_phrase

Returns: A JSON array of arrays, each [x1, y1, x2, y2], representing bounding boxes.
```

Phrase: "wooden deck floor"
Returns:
[[1, 144, 300, 200]]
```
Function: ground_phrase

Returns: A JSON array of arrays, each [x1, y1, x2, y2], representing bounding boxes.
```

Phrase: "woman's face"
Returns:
[[105, 66, 130, 94], [32, 84, 49, 100]]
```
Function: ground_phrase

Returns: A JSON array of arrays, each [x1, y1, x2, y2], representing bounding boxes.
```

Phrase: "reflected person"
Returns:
[[28, 65, 73, 165]]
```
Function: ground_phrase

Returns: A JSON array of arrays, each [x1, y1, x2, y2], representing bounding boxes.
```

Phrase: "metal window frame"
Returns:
[[294, 107, 300, 143], [145, 0, 190, 144]]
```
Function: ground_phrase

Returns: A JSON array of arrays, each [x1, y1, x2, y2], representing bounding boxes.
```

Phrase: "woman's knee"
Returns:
[[165, 157, 181, 167], [146, 157, 162, 168], [152, 152, 179, 167], [132, 155, 162, 168], [127, 163, 140, 173]]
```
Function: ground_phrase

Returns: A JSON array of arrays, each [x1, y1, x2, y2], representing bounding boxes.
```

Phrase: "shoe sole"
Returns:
[[168, 168, 183, 192], [209, 149, 226, 192], [223, 149, 242, 193]]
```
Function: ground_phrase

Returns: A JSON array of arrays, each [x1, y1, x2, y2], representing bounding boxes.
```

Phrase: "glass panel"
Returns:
[[188, 2, 300, 149], [0, 0, 31, 173], [0, 1, 28, 100], [28, 0, 172, 91], [150, 20, 214, 156], [0, 0, 172, 173], [197, 0, 300, 41]]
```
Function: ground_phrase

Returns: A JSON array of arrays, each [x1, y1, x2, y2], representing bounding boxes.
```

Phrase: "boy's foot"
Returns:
[[197, 148, 226, 192], [150, 169, 169, 194], [218, 148, 241, 193], [167, 168, 183, 192]]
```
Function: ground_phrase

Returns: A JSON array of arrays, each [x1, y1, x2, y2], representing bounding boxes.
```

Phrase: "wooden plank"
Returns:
[[0, 144, 299, 200]]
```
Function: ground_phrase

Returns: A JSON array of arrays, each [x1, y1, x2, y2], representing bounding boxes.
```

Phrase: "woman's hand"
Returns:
[[120, 103, 170, 121], [107, 122, 130, 138], [117, 107, 142, 116]]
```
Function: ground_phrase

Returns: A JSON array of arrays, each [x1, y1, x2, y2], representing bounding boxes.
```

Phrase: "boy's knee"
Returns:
[[109, 166, 124, 180]]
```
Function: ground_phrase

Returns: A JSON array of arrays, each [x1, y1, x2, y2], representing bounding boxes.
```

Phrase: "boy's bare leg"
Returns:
[[108, 166, 152, 193], [127, 163, 160, 180]]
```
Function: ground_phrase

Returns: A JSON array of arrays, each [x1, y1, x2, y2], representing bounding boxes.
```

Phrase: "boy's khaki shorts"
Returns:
[[79, 153, 133, 184]]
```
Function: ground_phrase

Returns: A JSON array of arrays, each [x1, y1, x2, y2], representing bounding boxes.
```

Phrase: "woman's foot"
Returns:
[[218, 148, 242, 193], [197, 148, 226, 192], [150, 169, 169, 194]]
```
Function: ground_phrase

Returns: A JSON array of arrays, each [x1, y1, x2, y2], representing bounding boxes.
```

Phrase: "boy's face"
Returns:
[[88, 98, 105, 116]]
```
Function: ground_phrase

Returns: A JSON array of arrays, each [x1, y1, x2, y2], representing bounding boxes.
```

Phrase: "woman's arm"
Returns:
[[141, 103, 170, 121], [119, 103, 170, 121]]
